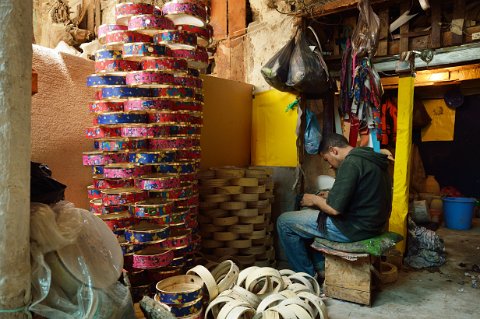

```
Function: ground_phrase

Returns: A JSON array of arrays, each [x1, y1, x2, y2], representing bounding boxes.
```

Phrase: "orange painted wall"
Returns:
[[31, 48, 253, 209], [200, 76, 253, 169], [31, 45, 93, 209]]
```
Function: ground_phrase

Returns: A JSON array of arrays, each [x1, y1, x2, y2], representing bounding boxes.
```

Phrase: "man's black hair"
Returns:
[[319, 133, 349, 153]]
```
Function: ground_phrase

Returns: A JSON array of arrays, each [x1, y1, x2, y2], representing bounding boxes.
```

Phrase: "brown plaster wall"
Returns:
[[31, 45, 93, 209]]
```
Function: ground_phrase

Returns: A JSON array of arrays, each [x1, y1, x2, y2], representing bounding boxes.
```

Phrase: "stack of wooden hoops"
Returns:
[[198, 167, 276, 268], [82, 0, 214, 302], [157, 260, 329, 319]]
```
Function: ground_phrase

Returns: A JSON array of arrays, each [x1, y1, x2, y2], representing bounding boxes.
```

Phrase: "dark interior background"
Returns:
[[414, 93, 480, 198]]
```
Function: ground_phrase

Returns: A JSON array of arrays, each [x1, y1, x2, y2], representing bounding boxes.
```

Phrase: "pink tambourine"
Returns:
[[93, 176, 134, 189], [124, 99, 174, 112], [82, 151, 128, 166], [98, 24, 127, 43], [120, 125, 149, 138], [133, 247, 174, 269], [104, 163, 152, 179], [126, 71, 175, 87]]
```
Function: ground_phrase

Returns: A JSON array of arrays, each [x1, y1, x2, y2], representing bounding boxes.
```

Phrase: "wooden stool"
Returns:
[[311, 232, 403, 306], [323, 252, 376, 306]]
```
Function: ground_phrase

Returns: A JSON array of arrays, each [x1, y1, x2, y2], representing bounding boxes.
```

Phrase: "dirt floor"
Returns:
[[326, 218, 480, 319]]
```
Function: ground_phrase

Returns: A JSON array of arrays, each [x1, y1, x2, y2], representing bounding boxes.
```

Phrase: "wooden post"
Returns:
[[377, 8, 389, 56], [430, 0, 441, 48], [0, 0, 32, 318], [451, 0, 465, 45], [399, 1, 410, 53]]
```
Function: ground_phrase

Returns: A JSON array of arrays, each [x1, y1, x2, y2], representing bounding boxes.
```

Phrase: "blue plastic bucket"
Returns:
[[443, 197, 476, 230]]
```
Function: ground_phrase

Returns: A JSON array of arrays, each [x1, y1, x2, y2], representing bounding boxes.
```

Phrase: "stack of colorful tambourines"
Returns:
[[154, 275, 205, 318], [197, 167, 276, 269], [83, 0, 213, 304]]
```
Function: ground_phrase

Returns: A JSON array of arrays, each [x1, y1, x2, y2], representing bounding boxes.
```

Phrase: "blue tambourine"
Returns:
[[125, 224, 170, 244], [155, 275, 203, 305], [95, 49, 123, 61], [101, 86, 152, 99], [123, 43, 171, 59], [86, 74, 126, 87], [188, 68, 200, 77], [97, 112, 148, 124], [93, 138, 148, 151], [129, 151, 176, 164], [92, 165, 104, 175], [120, 240, 145, 255], [153, 162, 196, 174]]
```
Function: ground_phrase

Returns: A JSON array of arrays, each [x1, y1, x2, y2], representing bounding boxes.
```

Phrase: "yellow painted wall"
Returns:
[[200, 75, 254, 169], [251, 90, 298, 167]]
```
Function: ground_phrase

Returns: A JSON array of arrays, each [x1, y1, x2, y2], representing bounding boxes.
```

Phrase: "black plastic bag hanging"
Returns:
[[351, 0, 380, 58], [31, 162, 66, 204], [286, 26, 330, 96], [261, 36, 297, 93]]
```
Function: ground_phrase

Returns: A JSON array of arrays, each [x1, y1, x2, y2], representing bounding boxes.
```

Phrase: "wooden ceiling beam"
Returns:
[[381, 63, 480, 89], [299, 0, 398, 18]]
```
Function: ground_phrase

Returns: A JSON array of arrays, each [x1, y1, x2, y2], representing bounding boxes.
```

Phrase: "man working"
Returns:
[[277, 133, 392, 277]]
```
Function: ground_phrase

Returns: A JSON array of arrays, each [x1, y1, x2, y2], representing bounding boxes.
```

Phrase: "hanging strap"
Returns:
[[307, 26, 329, 78]]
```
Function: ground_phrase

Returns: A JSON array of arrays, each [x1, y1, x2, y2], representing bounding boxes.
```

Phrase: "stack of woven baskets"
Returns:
[[198, 167, 276, 268]]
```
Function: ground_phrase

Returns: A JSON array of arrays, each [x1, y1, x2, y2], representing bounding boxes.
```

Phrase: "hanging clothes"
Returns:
[[348, 57, 383, 146], [380, 97, 398, 146]]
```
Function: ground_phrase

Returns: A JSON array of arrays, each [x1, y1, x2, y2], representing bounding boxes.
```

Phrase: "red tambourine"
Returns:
[[148, 136, 200, 150], [171, 47, 209, 69], [89, 101, 124, 113], [104, 30, 152, 49], [95, 59, 140, 74], [128, 14, 175, 36], [162, 1, 207, 27], [147, 111, 202, 124], [101, 187, 147, 206], [116, 2, 155, 25]]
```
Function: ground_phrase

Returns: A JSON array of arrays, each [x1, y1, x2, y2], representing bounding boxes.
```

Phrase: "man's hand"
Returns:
[[318, 191, 329, 199], [300, 193, 318, 207], [300, 193, 340, 216]]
